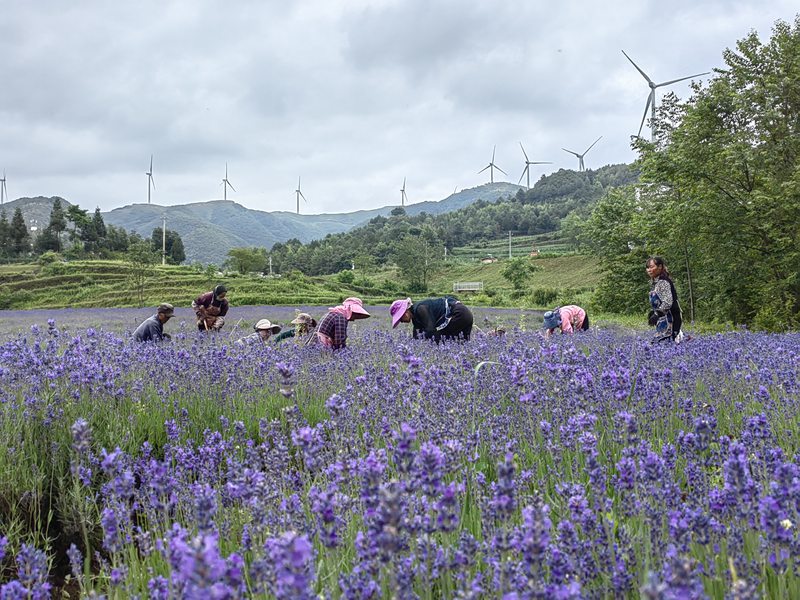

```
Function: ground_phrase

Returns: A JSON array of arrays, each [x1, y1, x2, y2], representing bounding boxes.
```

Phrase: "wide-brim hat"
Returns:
[[542, 310, 561, 330], [390, 298, 412, 328], [254, 319, 281, 334], [344, 297, 370, 319], [157, 302, 174, 317], [291, 313, 317, 327]]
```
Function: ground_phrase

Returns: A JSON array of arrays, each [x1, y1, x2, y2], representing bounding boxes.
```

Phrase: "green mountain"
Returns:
[[100, 182, 522, 264], [1, 196, 74, 234]]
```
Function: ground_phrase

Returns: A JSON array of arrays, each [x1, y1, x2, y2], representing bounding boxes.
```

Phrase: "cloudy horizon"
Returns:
[[1, 1, 796, 215]]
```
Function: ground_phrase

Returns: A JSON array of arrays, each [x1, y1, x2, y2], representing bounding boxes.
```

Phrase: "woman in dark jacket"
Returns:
[[646, 256, 683, 343], [390, 296, 473, 342]]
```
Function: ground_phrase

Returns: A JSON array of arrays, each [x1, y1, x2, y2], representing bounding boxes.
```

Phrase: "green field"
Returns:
[[0, 253, 602, 311]]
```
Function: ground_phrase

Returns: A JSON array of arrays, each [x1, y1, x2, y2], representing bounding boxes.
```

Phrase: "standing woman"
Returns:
[[646, 256, 683, 343]]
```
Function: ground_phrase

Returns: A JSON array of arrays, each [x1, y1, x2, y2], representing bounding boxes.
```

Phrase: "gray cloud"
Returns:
[[0, 0, 796, 213]]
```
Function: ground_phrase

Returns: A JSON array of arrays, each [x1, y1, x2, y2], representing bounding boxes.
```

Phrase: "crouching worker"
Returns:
[[543, 305, 589, 338], [192, 284, 229, 331], [316, 297, 370, 350], [133, 303, 174, 342], [390, 296, 473, 342], [274, 312, 317, 344], [236, 319, 281, 346]]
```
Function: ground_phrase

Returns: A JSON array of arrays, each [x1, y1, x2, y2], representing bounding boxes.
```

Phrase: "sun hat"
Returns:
[[542, 309, 561, 330], [343, 297, 370, 319], [390, 298, 412, 328], [254, 319, 281, 334], [157, 303, 174, 317], [291, 312, 317, 327]]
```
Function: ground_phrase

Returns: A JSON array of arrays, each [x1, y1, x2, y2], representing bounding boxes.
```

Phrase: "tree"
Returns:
[[10, 208, 31, 257], [151, 227, 186, 264], [127, 240, 158, 307], [501, 257, 538, 294], [66, 205, 90, 243], [46, 198, 68, 252], [0, 211, 10, 258], [225, 247, 267, 274], [628, 16, 800, 329], [393, 235, 440, 293]]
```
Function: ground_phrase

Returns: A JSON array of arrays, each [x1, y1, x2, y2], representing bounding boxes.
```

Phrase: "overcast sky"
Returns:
[[1, 0, 796, 215]]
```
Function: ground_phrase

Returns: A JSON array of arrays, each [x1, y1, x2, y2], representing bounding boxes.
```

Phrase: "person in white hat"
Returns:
[[236, 318, 281, 345]]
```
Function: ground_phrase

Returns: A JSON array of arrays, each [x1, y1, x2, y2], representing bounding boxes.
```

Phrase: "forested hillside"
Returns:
[[267, 164, 637, 276]]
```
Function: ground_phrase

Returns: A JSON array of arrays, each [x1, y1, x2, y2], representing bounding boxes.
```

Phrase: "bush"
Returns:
[[38, 251, 61, 265], [337, 270, 355, 284], [530, 287, 559, 307]]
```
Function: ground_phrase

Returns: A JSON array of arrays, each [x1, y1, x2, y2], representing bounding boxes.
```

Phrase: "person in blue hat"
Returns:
[[543, 305, 589, 338]]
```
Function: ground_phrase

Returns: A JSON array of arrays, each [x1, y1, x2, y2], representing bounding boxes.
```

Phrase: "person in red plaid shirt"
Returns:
[[316, 297, 370, 349]]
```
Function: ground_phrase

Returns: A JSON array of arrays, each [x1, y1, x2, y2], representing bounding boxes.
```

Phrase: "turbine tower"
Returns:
[[400, 178, 408, 207], [295, 176, 307, 214], [622, 50, 709, 141], [477, 145, 507, 184], [0, 170, 6, 206], [562, 136, 602, 172], [518, 143, 552, 190], [221, 163, 236, 201], [145, 155, 155, 204]]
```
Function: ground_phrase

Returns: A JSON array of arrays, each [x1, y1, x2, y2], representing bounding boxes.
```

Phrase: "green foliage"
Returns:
[[336, 269, 355, 284], [10, 207, 31, 256], [501, 257, 538, 291], [151, 227, 186, 264], [609, 15, 800, 329], [530, 287, 559, 307], [392, 234, 441, 293], [0, 210, 10, 258], [225, 246, 267, 275], [127, 241, 158, 307]]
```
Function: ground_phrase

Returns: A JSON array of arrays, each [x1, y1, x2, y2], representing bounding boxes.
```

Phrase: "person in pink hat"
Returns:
[[390, 296, 473, 342], [315, 297, 370, 349]]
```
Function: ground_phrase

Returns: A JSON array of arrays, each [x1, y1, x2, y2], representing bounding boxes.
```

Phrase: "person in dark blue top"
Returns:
[[133, 303, 174, 342], [390, 296, 473, 342]]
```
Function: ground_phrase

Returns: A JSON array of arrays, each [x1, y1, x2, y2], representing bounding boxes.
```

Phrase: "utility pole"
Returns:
[[444, 247, 448, 262], [161, 215, 167, 266], [508, 231, 512, 259], [269, 255, 273, 277]]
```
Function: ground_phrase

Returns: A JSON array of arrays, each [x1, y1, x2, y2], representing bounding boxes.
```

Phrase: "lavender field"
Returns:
[[0, 309, 799, 598]]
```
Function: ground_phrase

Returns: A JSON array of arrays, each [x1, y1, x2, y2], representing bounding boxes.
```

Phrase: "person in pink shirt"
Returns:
[[542, 305, 589, 338]]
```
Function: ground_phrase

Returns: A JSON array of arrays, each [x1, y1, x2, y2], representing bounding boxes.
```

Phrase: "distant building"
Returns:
[[481, 254, 497, 264]]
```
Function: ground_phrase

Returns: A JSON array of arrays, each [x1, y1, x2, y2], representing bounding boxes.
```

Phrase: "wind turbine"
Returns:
[[518, 143, 552, 190], [145, 155, 155, 204], [562, 136, 602, 172], [0, 170, 6, 206], [622, 50, 709, 140], [221, 163, 236, 201], [477, 145, 507, 184], [400, 178, 408, 207], [295, 176, 307, 214]]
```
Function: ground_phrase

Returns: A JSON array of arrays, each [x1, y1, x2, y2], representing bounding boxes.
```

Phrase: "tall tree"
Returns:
[[151, 227, 186, 264], [46, 198, 68, 252], [392, 234, 440, 293], [0, 211, 11, 258], [582, 17, 800, 329], [10, 207, 31, 257], [127, 240, 158, 307]]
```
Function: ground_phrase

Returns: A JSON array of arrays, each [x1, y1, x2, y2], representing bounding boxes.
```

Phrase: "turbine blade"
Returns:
[[621, 49, 653, 84], [638, 93, 652, 138], [530, 161, 552, 164], [150, 155, 153, 171], [228, 182, 236, 192], [478, 165, 491, 174], [300, 191, 307, 202], [584, 136, 603, 155], [495, 165, 507, 176], [519, 142, 529, 161], [656, 72, 710, 87], [150, 175, 156, 190], [492, 145, 496, 162], [562, 148, 580, 157], [518, 166, 528, 185]]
